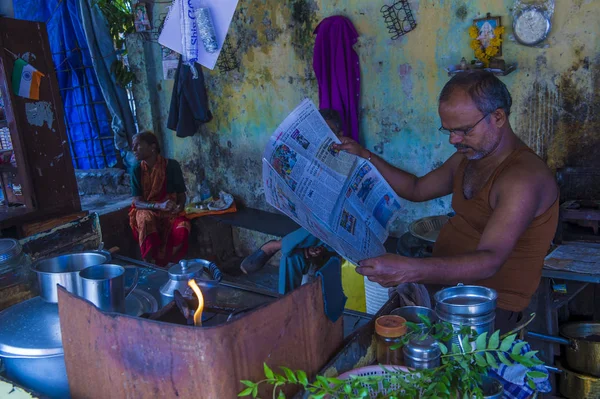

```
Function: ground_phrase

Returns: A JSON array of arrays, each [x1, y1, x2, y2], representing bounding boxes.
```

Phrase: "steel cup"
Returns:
[[79, 264, 139, 313]]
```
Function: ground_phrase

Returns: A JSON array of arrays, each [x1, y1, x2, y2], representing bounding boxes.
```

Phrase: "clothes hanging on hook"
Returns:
[[313, 16, 361, 143], [167, 56, 213, 138]]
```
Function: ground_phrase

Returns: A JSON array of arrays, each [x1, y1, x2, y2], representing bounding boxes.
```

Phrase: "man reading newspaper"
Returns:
[[334, 71, 558, 333]]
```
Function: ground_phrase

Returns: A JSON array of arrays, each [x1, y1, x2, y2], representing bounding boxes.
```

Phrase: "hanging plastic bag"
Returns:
[[178, 0, 199, 78]]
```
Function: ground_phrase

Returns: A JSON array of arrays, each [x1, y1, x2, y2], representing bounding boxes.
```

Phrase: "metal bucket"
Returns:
[[32, 251, 110, 303]]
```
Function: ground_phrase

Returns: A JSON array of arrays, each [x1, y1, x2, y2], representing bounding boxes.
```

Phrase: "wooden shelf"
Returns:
[[447, 64, 517, 77]]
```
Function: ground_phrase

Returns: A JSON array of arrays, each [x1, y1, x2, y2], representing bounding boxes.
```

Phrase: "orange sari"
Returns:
[[129, 155, 191, 266]]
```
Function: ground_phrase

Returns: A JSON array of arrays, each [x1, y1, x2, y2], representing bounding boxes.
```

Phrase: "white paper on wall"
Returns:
[[159, 0, 239, 70]]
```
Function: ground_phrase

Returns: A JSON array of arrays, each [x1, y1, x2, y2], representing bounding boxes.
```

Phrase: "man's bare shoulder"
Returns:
[[507, 149, 555, 183], [494, 149, 558, 212]]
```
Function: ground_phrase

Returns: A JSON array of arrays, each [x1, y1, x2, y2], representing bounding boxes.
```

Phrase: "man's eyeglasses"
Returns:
[[439, 113, 490, 136]]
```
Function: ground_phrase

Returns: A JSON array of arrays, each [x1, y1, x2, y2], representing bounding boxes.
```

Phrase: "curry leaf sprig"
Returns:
[[239, 325, 546, 399]]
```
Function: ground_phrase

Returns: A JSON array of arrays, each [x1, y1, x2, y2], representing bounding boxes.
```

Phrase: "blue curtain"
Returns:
[[14, 0, 118, 169]]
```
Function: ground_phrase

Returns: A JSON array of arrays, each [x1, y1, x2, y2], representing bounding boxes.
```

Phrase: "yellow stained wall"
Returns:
[[135, 0, 600, 233]]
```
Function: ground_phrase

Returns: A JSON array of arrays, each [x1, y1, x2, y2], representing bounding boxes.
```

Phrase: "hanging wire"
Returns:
[[380, 0, 417, 40]]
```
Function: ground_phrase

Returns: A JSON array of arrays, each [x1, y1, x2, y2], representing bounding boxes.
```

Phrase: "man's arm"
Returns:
[[334, 138, 461, 202], [357, 168, 552, 285]]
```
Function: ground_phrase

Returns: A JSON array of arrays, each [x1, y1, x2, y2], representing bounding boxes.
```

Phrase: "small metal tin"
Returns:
[[402, 336, 441, 370]]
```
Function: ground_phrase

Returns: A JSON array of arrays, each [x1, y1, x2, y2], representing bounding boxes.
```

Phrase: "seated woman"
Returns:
[[128, 131, 191, 266]]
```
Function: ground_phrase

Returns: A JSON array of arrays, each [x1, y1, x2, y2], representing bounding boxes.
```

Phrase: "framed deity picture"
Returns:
[[473, 14, 502, 56]]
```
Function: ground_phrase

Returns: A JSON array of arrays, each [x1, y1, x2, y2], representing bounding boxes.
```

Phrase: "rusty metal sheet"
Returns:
[[58, 278, 343, 398]]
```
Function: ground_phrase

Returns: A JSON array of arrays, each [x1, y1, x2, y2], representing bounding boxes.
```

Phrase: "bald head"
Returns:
[[439, 71, 512, 117]]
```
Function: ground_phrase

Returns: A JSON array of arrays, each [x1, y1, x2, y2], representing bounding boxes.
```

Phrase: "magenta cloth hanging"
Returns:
[[313, 16, 361, 143]]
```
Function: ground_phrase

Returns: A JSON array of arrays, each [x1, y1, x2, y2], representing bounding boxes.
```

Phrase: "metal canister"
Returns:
[[402, 336, 441, 369], [434, 285, 497, 349]]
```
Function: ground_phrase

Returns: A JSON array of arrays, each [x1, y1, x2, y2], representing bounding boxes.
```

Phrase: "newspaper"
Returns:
[[263, 99, 406, 264]]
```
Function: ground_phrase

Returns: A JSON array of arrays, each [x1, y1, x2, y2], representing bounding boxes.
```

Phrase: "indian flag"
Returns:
[[12, 59, 44, 100]]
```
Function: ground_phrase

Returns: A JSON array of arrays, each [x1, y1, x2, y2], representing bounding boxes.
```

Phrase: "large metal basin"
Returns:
[[32, 252, 110, 303]]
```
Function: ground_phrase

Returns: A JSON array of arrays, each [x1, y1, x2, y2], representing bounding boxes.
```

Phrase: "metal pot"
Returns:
[[0, 297, 69, 398], [32, 251, 111, 303], [527, 322, 600, 377], [557, 364, 600, 399]]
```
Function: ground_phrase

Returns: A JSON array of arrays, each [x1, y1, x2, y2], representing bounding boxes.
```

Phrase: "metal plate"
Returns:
[[408, 215, 449, 243], [125, 289, 159, 317]]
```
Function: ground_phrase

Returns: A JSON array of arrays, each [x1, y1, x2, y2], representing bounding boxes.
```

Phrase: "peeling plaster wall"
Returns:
[[133, 0, 600, 236]]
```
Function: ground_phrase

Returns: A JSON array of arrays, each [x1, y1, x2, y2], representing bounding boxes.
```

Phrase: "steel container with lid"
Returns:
[[0, 238, 31, 290], [435, 285, 497, 348], [0, 296, 69, 398], [402, 336, 441, 370], [159, 259, 222, 306]]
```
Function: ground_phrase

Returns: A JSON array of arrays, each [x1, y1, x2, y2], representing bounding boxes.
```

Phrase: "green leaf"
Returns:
[[511, 341, 528, 356], [474, 354, 487, 367], [310, 393, 325, 399], [240, 380, 255, 387], [405, 321, 421, 332], [497, 351, 513, 366], [437, 382, 450, 394], [277, 390, 286, 399], [511, 354, 536, 368], [475, 332, 488, 351], [461, 335, 471, 352], [238, 387, 253, 397], [316, 375, 329, 388], [500, 333, 517, 352], [451, 343, 461, 354], [527, 371, 548, 379], [438, 342, 448, 355], [264, 363, 274, 380], [276, 375, 286, 383], [418, 314, 433, 327], [524, 350, 539, 359], [527, 379, 536, 390], [251, 385, 258, 398], [281, 367, 297, 383], [344, 384, 352, 394], [297, 370, 308, 386], [487, 331, 500, 350], [485, 352, 499, 369]]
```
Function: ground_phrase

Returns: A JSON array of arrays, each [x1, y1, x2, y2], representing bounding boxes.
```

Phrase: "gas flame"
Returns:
[[187, 279, 204, 326]]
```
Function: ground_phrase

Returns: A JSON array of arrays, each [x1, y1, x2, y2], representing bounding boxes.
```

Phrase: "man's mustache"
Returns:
[[454, 144, 472, 150]]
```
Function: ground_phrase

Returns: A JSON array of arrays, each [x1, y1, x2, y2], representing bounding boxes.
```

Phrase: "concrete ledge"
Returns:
[[207, 207, 300, 238]]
